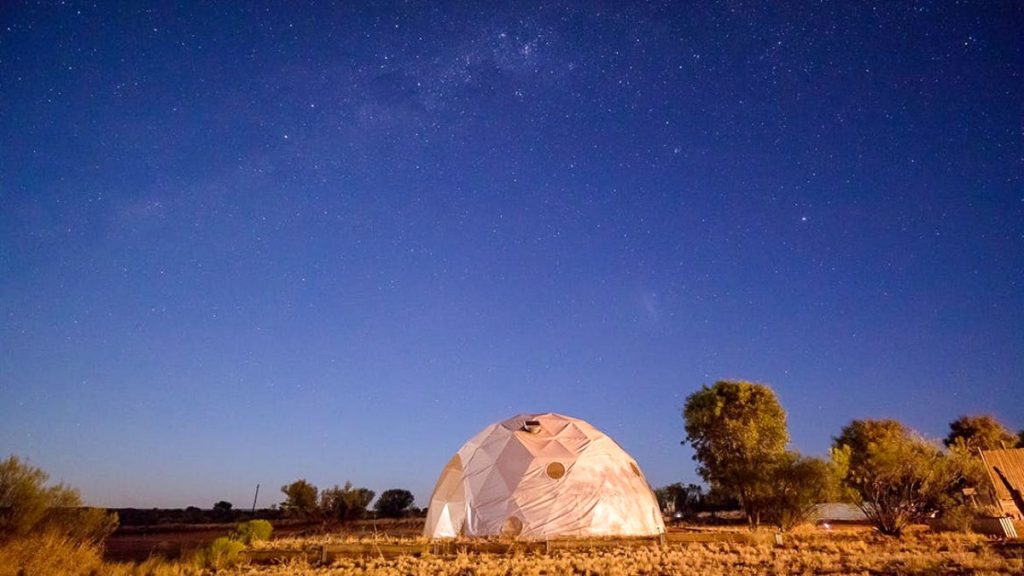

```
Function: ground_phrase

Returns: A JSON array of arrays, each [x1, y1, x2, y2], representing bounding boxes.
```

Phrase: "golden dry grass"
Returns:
[[0, 531, 104, 576], [236, 530, 1023, 576], [4, 528, 1021, 575]]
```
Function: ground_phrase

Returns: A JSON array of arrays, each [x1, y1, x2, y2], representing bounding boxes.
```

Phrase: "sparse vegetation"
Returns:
[[233, 519, 274, 545]]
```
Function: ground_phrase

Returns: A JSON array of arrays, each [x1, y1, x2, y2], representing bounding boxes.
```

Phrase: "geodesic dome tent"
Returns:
[[423, 412, 665, 539]]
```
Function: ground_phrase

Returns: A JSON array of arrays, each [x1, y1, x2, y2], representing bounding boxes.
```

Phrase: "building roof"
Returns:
[[980, 448, 1024, 518]]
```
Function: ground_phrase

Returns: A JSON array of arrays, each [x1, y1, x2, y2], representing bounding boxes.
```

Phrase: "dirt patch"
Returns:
[[103, 522, 315, 562]]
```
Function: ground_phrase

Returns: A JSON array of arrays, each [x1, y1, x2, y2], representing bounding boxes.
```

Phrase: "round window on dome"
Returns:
[[500, 516, 523, 536], [629, 462, 642, 477], [546, 461, 566, 479]]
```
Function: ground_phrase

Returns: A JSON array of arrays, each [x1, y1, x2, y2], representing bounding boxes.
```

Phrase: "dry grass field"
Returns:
[[234, 529, 1024, 576], [5, 521, 1023, 575]]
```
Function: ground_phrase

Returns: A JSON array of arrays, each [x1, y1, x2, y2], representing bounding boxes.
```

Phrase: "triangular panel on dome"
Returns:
[[493, 436, 535, 488]]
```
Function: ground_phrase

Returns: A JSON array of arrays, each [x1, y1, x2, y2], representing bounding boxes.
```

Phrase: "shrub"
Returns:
[[0, 456, 80, 538], [931, 502, 975, 533], [232, 519, 272, 544], [0, 530, 103, 576], [38, 507, 119, 544], [0, 456, 118, 545], [192, 536, 245, 570], [764, 453, 838, 531]]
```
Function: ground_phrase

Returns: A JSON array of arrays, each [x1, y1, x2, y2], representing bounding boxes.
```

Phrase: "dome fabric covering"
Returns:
[[424, 412, 665, 539]]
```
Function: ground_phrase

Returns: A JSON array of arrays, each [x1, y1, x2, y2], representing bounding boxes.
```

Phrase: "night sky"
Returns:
[[1, 2, 1021, 509]]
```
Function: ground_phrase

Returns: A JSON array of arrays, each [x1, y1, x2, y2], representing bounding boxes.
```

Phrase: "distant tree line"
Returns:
[[672, 379, 1023, 536], [279, 479, 417, 521], [112, 505, 285, 527]]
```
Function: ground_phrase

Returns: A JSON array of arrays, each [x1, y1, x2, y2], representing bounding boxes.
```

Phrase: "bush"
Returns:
[[232, 519, 272, 544], [0, 455, 118, 546], [0, 530, 103, 576], [38, 507, 119, 544], [764, 453, 838, 531], [931, 502, 975, 533], [0, 456, 79, 538], [193, 537, 245, 570]]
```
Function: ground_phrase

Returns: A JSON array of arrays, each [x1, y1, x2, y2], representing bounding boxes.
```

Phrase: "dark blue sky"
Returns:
[[1, 2, 1021, 508]]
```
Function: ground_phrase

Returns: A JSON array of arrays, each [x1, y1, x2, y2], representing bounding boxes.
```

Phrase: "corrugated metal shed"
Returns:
[[980, 448, 1024, 519]]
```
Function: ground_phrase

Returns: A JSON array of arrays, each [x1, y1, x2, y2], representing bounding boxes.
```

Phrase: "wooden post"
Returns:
[[978, 449, 1003, 516]]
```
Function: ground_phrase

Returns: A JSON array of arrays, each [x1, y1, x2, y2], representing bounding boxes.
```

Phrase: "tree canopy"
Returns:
[[280, 479, 319, 516], [373, 489, 415, 518], [944, 414, 1016, 451], [682, 380, 789, 528], [320, 482, 375, 522], [832, 419, 961, 536]]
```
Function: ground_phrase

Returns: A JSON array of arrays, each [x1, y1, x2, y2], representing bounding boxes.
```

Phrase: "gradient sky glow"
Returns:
[[1, 2, 1022, 509]]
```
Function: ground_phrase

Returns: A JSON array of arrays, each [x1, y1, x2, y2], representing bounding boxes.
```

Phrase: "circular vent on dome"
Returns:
[[629, 462, 642, 477], [546, 461, 566, 479], [500, 516, 523, 536]]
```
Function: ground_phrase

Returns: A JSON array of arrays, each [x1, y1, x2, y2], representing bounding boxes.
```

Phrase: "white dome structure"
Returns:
[[424, 412, 665, 539]]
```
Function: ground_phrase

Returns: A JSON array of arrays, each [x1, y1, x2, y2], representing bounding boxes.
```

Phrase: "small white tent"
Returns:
[[423, 412, 665, 539]]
